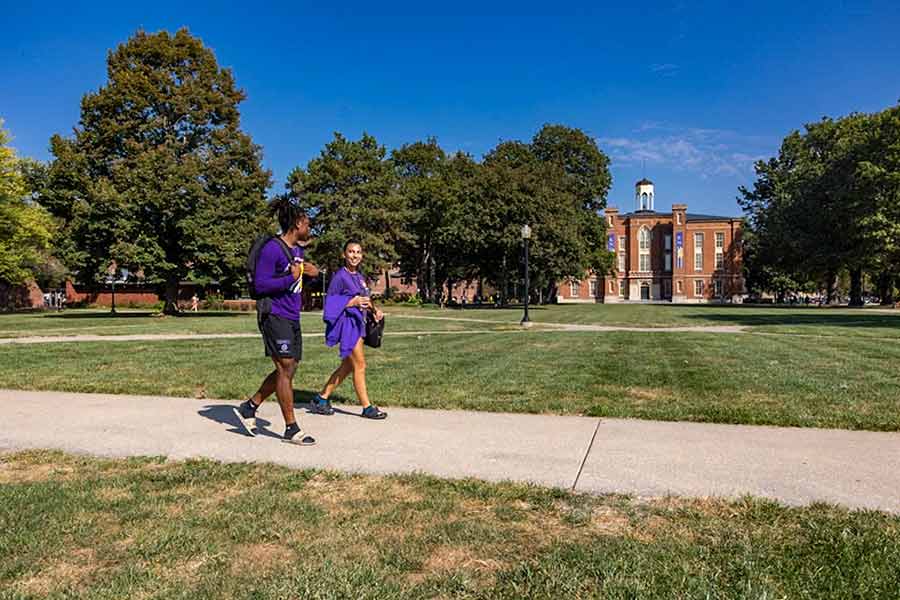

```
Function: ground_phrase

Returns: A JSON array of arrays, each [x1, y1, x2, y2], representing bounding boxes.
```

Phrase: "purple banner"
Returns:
[[675, 232, 683, 248], [607, 234, 615, 251]]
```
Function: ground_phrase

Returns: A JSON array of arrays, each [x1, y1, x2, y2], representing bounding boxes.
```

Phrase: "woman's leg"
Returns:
[[320, 356, 353, 399], [348, 337, 371, 409]]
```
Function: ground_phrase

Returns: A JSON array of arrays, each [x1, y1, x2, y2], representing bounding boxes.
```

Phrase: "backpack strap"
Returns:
[[272, 236, 296, 267]]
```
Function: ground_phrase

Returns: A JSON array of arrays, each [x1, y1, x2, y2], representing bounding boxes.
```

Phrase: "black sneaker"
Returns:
[[361, 405, 388, 420], [310, 394, 334, 416], [234, 399, 258, 437], [283, 423, 316, 446]]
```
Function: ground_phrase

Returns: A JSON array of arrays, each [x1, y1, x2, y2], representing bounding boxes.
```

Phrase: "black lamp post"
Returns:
[[521, 224, 532, 328]]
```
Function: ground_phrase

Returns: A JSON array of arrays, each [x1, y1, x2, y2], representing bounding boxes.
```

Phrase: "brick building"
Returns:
[[558, 179, 745, 303]]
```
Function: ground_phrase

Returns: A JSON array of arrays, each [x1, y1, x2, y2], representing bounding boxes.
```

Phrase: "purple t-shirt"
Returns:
[[254, 238, 304, 321]]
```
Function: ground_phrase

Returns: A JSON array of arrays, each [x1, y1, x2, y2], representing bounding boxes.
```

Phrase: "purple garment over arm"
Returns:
[[323, 267, 366, 358]]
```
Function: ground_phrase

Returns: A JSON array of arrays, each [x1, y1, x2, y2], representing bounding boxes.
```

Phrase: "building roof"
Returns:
[[617, 210, 739, 222], [635, 178, 654, 186]]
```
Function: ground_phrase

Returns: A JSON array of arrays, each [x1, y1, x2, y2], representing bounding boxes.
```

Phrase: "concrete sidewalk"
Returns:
[[1, 389, 897, 513]]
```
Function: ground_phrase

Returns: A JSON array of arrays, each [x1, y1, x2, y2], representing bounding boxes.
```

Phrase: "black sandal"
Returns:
[[361, 405, 387, 420]]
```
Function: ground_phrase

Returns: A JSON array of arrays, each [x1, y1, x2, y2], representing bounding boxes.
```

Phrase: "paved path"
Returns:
[[1, 389, 897, 513]]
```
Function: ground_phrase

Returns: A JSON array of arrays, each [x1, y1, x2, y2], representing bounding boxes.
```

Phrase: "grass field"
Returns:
[[2, 326, 898, 430], [1, 450, 897, 599], [3, 304, 900, 338]]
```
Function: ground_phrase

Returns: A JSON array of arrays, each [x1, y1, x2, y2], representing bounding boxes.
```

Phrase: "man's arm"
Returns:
[[254, 244, 296, 295]]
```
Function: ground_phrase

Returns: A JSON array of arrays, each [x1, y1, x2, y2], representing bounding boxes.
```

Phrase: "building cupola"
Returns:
[[635, 178, 654, 211]]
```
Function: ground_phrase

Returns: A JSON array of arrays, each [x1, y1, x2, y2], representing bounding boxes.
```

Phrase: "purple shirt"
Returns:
[[254, 238, 304, 321], [323, 267, 367, 358]]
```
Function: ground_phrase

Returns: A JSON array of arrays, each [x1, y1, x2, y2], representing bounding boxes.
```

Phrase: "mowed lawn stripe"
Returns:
[[2, 330, 897, 430]]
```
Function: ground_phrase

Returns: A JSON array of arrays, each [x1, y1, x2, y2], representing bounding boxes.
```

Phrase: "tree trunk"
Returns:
[[878, 270, 895, 305], [848, 267, 864, 307], [825, 270, 836, 305], [163, 276, 181, 315], [500, 255, 508, 306], [383, 270, 391, 300]]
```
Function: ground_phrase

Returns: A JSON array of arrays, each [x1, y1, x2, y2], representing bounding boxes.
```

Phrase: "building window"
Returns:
[[714, 279, 723, 297], [694, 233, 704, 272], [665, 234, 672, 250], [664, 279, 672, 297], [608, 216, 614, 226], [676, 212, 683, 225], [676, 280, 683, 294], [665, 253, 672, 272], [715, 232, 725, 270], [617, 253, 626, 272], [618, 281, 625, 297], [618, 236, 626, 251], [639, 227, 651, 272], [608, 280, 615, 293], [590, 279, 598, 297], [570, 281, 580, 297], [694, 280, 705, 296]]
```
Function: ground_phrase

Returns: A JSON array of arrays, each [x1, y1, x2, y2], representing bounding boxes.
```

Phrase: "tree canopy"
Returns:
[[0, 120, 55, 289], [39, 29, 271, 312]]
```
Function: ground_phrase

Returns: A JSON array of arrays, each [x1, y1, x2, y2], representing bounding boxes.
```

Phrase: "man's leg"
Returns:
[[272, 356, 298, 426]]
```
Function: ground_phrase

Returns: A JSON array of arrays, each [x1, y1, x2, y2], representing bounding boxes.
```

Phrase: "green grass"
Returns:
[[2, 329, 899, 430], [4, 304, 900, 339], [1, 450, 897, 599], [0, 309, 505, 338]]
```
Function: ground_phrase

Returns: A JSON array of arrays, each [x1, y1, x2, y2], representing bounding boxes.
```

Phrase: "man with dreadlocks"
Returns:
[[235, 197, 319, 445]]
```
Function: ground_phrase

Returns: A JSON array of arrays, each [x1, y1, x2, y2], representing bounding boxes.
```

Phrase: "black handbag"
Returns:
[[364, 313, 385, 348]]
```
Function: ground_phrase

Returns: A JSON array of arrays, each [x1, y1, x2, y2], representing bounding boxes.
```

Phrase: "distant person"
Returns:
[[191, 294, 199, 312], [310, 241, 387, 420], [235, 198, 320, 445]]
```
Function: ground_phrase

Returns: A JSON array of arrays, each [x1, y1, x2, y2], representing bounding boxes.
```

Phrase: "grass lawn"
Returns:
[[3, 304, 899, 340], [2, 328, 898, 430], [1, 451, 897, 599], [0, 309, 507, 338]]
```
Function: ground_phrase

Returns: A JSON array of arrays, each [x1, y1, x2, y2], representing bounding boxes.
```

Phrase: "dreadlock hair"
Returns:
[[270, 196, 309, 233]]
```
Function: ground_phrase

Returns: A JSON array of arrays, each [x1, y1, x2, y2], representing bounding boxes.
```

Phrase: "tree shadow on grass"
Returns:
[[45, 311, 246, 319], [198, 404, 278, 439], [681, 306, 900, 329]]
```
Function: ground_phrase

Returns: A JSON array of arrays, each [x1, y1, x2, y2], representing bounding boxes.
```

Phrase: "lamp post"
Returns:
[[521, 224, 532, 328]]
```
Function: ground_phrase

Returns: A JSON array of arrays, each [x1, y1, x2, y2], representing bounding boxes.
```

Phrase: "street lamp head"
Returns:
[[521, 224, 532, 239]]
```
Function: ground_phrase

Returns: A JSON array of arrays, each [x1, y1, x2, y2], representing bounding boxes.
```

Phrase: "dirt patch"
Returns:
[[407, 545, 505, 586], [230, 543, 295, 575], [0, 461, 76, 483], [625, 387, 667, 403], [16, 548, 99, 595]]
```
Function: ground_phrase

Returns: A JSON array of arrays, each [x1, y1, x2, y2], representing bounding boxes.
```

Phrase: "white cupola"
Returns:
[[635, 178, 654, 211]]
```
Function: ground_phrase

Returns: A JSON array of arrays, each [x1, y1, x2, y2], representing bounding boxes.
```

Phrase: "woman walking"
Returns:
[[311, 241, 387, 419]]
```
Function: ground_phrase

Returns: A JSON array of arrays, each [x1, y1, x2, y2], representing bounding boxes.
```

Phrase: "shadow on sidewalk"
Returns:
[[198, 404, 279, 439]]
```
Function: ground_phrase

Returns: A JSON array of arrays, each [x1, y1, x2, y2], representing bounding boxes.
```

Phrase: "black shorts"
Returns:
[[261, 314, 302, 360]]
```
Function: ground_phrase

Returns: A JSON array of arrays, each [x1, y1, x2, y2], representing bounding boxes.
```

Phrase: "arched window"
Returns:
[[641, 192, 648, 210], [639, 226, 651, 271]]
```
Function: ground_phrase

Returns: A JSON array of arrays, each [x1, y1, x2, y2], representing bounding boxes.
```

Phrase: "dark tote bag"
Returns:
[[364, 313, 385, 348]]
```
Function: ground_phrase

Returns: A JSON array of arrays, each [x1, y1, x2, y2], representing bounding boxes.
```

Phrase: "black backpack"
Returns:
[[246, 235, 294, 318]]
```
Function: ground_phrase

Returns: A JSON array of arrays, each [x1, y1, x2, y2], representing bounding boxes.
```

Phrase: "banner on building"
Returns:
[[675, 232, 683, 248], [607, 234, 616, 251]]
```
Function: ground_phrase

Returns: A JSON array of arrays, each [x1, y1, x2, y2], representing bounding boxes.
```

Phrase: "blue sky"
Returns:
[[3, 1, 899, 216]]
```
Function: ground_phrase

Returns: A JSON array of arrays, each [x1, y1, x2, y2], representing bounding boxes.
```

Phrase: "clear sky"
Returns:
[[3, 1, 899, 216]]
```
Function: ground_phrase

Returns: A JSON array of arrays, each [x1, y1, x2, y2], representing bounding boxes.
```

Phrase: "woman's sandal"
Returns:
[[361, 405, 388, 420]]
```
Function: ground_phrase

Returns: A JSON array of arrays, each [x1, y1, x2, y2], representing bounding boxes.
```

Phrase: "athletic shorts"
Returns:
[[261, 314, 302, 360]]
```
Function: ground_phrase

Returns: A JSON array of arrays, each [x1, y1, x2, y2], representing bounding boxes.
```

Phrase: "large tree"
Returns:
[[740, 109, 895, 305], [473, 125, 612, 303], [285, 132, 411, 277], [41, 29, 271, 313], [0, 120, 55, 290]]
